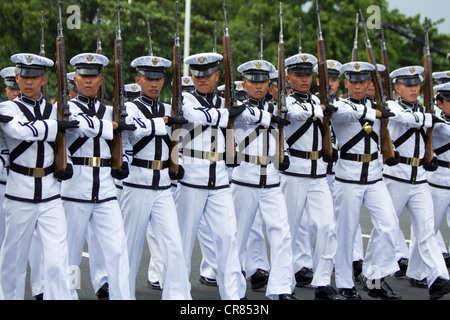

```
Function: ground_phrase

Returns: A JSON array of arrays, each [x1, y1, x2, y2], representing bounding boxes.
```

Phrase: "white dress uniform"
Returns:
[[61, 53, 130, 300], [230, 59, 295, 300], [175, 52, 247, 300], [119, 53, 191, 300], [331, 62, 400, 292], [0, 54, 71, 300], [383, 68, 450, 286]]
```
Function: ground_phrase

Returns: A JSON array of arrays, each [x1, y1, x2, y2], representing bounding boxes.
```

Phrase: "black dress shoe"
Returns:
[[443, 252, 450, 269], [353, 259, 363, 280], [314, 285, 346, 300], [250, 268, 269, 290], [338, 287, 362, 300], [279, 293, 298, 300], [199, 276, 217, 287], [394, 258, 408, 277], [96, 282, 109, 300], [295, 267, 313, 287], [367, 278, 402, 300], [429, 277, 450, 300], [34, 293, 43, 300], [147, 279, 162, 290], [409, 277, 427, 288]]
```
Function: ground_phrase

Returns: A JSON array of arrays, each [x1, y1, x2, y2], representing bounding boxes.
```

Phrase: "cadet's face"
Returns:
[[5, 87, 20, 100], [191, 71, 220, 94], [316, 77, 340, 95], [287, 72, 312, 93], [74, 73, 104, 97], [345, 79, 371, 100], [15, 74, 46, 101], [366, 82, 375, 98], [136, 74, 165, 100], [268, 84, 279, 102], [395, 83, 420, 103], [437, 98, 450, 116], [243, 79, 269, 101]]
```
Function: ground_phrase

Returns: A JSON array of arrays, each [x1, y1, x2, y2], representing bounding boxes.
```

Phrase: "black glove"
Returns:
[[423, 157, 439, 171], [323, 148, 338, 163], [57, 120, 79, 133], [323, 103, 338, 115], [167, 116, 188, 126], [271, 115, 291, 126], [228, 105, 246, 118], [111, 162, 129, 180], [53, 164, 73, 181], [115, 122, 136, 132], [278, 155, 290, 171], [377, 110, 395, 119], [0, 114, 13, 123], [432, 115, 446, 126], [385, 151, 400, 167], [169, 165, 184, 180]]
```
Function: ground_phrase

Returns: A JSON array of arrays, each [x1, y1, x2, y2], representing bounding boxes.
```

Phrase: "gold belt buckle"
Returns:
[[257, 156, 269, 166], [306, 151, 320, 160], [31, 167, 46, 178], [406, 157, 420, 167], [207, 151, 219, 162], [357, 154, 372, 163], [85, 157, 102, 167], [150, 160, 163, 170]]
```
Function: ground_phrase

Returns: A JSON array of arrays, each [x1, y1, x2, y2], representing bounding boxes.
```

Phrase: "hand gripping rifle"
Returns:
[[96, 9, 106, 105], [39, 11, 48, 101], [111, 0, 126, 169], [277, 2, 288, 164], [222, 0, 238, 163], [169, 1, 183, 175], [360, 9, 396, 162], [315, 0, 333, 161], [54, 1, 70, 172], [422, 18, 435, 165]]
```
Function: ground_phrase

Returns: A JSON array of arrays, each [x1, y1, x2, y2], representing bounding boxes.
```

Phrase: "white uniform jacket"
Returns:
[[283, 91, 327, 178], [0, 93, 59, 202], [179, 91, 230, 189], [383, 98, 433, 184], [331, 97, 382, 184], [428, 113, 450, 189], [231, 98, 277, 188], [61, 94, 116, 203], [121, 95, 172, 189], [0, 131, 9, 184]]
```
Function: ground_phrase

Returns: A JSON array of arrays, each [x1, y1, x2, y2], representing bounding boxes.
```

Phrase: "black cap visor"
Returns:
[[4, 77, 19, 89], [243, 70, 270, 82], [190, 62, 219, 77], [396, 76, 421, 86], [137, 67, 166, 79], [15, 65, 46, 77], [287, 63, 313, 74], [75, 64, 103, 76], [345, 71, 372, 82]]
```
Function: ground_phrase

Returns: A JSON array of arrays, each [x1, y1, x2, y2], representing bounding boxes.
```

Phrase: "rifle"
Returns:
[[96, 9, 106, 105], [39, 11, 47, 101], [298, 17, 302, 54], [315, 0, 333, 160], [222, 0, 238, 163], [380, 20, 393, 100], [169, 1, 183, 175], [111, 0, 126, 170], [259, 24, 264, 60], [422, 18, 434, 165], [360, 9, 396, 162], [277, 2, 287, 164], [54, 1, 70, 172], [352, 13, 359, 61], [147, 22, 153, 55]]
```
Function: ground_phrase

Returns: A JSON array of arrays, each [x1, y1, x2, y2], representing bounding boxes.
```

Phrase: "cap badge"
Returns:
[[86, 55, 94, 62], [255, 62, 262, 69], [410, 67, 415, 74], [152, 58, 159, 66], [354, 63, 361, 71], [131, 85, 138, 91], [183, 78, 190, 84], [447, 72, 450, 77], [198, 57, 206, 64], [26, 56, 33, 64], [301, 55, 308, 62], [237, 83, 243, 89], [328, 61, 335, 68]]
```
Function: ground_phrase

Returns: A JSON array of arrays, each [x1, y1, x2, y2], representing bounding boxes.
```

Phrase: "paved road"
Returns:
[[23, 206, 450, 301]]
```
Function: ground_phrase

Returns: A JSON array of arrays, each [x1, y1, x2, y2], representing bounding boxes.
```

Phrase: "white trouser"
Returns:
[[64, 200, 130, 300], [281, 175, 337, 287], [385, 180, 449, 286], [146, 222, 164, 287], [429, 185, 450, 253], [175, 184, 246, 300], [0, 198, 72, 300], [198, 215, 218, 280], [86, 224, 109, 293], [334, 180, 399, 289], [244, 210, 270, 278], [120, 187, 191, 300], [231, 184, 294, 299]]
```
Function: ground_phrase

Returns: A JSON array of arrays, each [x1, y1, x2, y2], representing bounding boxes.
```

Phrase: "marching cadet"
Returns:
[[331, 61, 401, 300], [280, 53, 342, 300], [232, 59, 296, 300], [0, 53, 77, 300], [119, 54, 191, 299], [175, 52, 247, 300], [433, 71, 450, 85], [1, 67, 20, 101], [124, 83, 141, 102], [384, 66, 450, 299], [61, 53, 135, 300], [67, 72, 78, 99]]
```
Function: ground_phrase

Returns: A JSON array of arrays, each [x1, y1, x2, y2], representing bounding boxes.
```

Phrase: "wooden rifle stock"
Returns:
[[423, 18, 434, 165]]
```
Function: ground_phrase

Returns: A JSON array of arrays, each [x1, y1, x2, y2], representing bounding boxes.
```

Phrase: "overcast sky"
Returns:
[[386, 0, 449, 34]]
